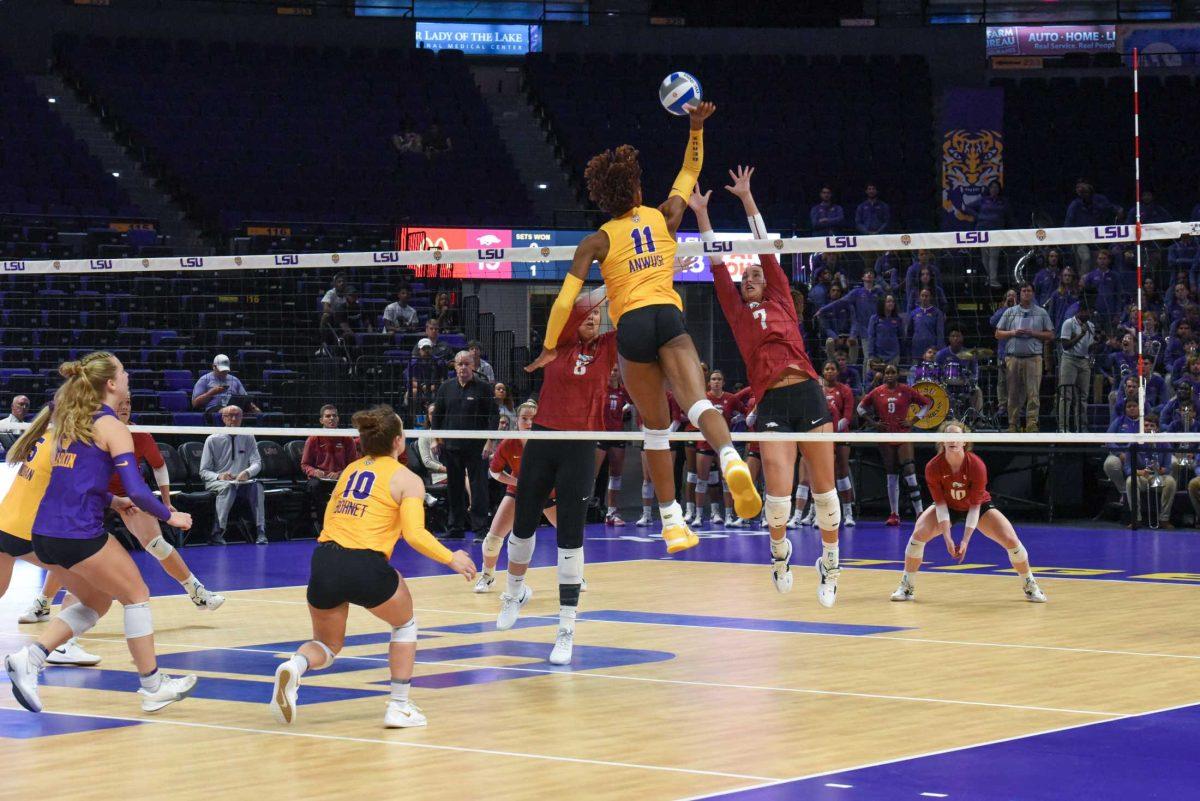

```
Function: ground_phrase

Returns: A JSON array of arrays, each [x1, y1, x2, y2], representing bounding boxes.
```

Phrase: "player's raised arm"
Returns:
[[660, 101, 715, 234], [528, 231, 609, 371], [724, 165, 790, 299]]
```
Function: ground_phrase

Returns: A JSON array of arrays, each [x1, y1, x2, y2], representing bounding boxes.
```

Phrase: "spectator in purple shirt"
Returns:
[[1165, 319, 1194, 370], [1103, 334, 1139, 390], [1125, 190, 1171, 225], [1065, 179, 1123, 271], [819, 284, 855, 361], [816, 268, 885, 362], [907, 288, 946, 363], [810, 186, 845, 236], [1167, 235, 1199, 276], [873, 251, 901, 291], [1165, 282, 1195, 328], [191, 354, 259, 424], [1045, 266, 1079, 336], [906, 266, 948, 312], [903, 250, 942, 311], [975, 181, 1009, 288], [808, 267, 835, 309], [854, 183, 890, 235], [1083, 249, 1124, 327], [1103, 397, 1143, 496], [834, 349, 863, 396], [1033, 249, 1063, 307], [866, 293, 902, 367]]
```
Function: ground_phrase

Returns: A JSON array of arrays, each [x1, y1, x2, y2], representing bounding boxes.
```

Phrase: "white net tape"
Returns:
[[1, 222, 1189, 275]]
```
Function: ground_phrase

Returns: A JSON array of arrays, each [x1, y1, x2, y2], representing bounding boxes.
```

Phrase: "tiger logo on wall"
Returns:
[[941, 129, 1003, 224]]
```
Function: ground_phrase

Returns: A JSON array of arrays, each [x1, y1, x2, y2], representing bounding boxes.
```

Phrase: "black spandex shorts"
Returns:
[[754, 380, 831, 434], [616, 304, 688, 363], [32, 533, 108, 569], [0, 530, 33, 558], [950, 500, 997, 523], [306, 541, 400, 610], [598, 440, 626, 451]]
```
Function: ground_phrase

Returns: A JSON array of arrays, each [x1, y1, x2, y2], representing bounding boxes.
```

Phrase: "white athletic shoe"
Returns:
[[725, 513, 744, 528], [473, 573, 496, 594], [890, 576, 915, 602], [1023, 577, 1047, 603], [270, 661, 300, 724], [384, 700, 427, 728], [785, 510, 802, 530], [605, 512, 626, 527], [771, 538, 793, 594], [843, 508, 856, 528], [139, 674, 197, 713], [800, 506, 817, 527], [635, 512, 654, 527], [191, 587, 226, 611], [46, 638, 102, 666], [18, 598, 50, 624], [496, 586, 532, 630], [548, 628, 575, 665], [5, 648, 43, 712], [815, 557, 840, 608], [686, 509, 703, 528]]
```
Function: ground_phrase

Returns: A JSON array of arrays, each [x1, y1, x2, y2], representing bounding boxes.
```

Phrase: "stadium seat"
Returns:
[[157, 390, 191, 413]]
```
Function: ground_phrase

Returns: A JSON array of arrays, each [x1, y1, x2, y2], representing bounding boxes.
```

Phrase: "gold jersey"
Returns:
[[598, 205, 682, 325], [0, 437, 53, 541], [318, 455, 407, 559]]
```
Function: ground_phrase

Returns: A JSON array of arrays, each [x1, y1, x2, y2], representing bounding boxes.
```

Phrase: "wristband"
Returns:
[[935, 503, 950, 523]]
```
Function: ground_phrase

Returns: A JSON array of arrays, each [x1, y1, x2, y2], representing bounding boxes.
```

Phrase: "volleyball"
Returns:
[[658, 71, 702, 115]]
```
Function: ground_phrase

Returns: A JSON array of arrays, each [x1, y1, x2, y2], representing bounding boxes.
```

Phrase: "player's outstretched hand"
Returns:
[[525, 347, 558, 373], [448, 550, 477, 581], [687, 185, 712, 213], [954, 537, 971, 564], [168, 511, 193, 531], [724, 165, 754, 198], [684, 100, 716, 128]]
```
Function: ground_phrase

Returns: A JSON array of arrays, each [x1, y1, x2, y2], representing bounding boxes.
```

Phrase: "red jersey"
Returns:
[[534, 303, 620, 432], [712, 252, 818, 403], [925, 451, 991, 512], [860, 383, 932, 434], [489, 438, 525, 496], [108, 432, 165, 496], [697, 391, 747, 451], [603, 385, 631, 432], [822, 381, 855, 431]]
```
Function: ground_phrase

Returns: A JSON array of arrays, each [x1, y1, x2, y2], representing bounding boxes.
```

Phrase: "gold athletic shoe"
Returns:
[[723, 458, 763, 520], [662, 523, 700, 554]]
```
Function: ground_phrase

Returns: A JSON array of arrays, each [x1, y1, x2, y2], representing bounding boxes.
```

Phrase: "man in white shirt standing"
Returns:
[[1057, 304, 1096, 432]]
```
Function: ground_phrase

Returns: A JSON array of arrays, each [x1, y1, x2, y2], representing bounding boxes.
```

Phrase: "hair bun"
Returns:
[[59, 361, 83, 379]]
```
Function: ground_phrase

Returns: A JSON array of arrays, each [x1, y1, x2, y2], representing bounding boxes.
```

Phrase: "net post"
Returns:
[[1133, 47, 1146, 435]]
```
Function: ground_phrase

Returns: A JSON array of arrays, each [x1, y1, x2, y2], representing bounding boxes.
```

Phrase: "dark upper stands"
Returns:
[[53, 37, 532, 234], [525, 52, 935, 231], [0, 55, 139, 222]]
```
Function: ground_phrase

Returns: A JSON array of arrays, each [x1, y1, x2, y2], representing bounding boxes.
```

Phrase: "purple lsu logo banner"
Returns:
[[274, 254, 299, 265], [1093, 225, 1131, 240], [824, 236, 858, 249], [179, 257, 204, 268], [89, 259, 114, 270], [373, 252, 402, 263], [1, 261, 25, 271], [956, 231, 990, 244]]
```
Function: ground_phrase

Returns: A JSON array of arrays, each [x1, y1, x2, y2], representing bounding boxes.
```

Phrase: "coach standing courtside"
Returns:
[[432, 351, 497, 537]]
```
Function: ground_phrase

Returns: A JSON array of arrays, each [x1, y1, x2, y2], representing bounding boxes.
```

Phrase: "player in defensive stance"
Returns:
[[690, 167, 842, 606], [270, 405, 475, 728], [21, 393, 224, 622], [473, 400, 559, 592], [532, 100, 762, 556], [890, 421, 1046, 603]]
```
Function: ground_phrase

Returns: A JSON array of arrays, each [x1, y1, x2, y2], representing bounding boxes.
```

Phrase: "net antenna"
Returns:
[[1133, 48, 1146, 435]]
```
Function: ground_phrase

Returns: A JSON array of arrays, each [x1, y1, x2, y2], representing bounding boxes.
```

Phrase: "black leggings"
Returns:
[[512, 434, 594, 549]]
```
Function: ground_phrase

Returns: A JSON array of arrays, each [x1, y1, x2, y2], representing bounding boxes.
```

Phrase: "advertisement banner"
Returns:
[[1120, 24, 1200, 66], [986, 25, 1117, 57], [939, 88, 1004, 231], [414, 22, 542, 55]]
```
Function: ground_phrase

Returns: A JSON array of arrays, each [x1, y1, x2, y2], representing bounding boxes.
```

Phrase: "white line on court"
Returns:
[[0, 704, 777, 783], [673, 697, 1200, 801], [29, 632, 1121, 718]]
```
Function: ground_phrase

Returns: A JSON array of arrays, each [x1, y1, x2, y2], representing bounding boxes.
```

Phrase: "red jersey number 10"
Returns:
[[630, 226, 656, 255]]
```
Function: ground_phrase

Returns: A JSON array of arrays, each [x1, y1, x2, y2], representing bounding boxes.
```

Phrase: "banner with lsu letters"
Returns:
[[939, 87, 1004, 231]]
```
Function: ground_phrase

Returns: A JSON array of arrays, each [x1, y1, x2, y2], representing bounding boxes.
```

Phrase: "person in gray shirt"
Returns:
[[995, 282, 1055, 432], [199, 405, 266, 545], [1057, 304, 1097, 431]]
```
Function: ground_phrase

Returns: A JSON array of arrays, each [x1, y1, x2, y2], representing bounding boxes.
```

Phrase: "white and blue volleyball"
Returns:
[[659, 72, 702, 116]]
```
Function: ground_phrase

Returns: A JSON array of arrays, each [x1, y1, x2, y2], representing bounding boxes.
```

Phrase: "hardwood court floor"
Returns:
[[3, 526, 1199, 801]]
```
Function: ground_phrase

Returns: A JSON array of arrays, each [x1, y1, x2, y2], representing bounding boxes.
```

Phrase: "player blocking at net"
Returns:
[[689, 166, 842, 606], [270, 405, 476, 729], [890, 421, 1046, 603], [531, 100, 763, 555]]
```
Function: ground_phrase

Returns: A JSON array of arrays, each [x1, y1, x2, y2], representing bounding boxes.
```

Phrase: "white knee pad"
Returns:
[[391, 618, 417, 644], [707, 471, 721, 487], [641, 480, 654, 500], [764, 494, 791, 528], [482, 533, 505, 560], [145, 535, 175, 562], [687, 399, 717, 429], [686, 471, 697, 487], [813, 489, 841, 531], [607, 475, 622, 492], [59, 604, 101, 637], [643, 426, 671, 451], [310, 640, 336, 668], [123, 601, 154, 639], [507, 532, 536, 565], [835, 476, 852, 493], [905, 536, 927, 560], [557, 547, 584, 585], [1008, 542, 1029, 566]]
